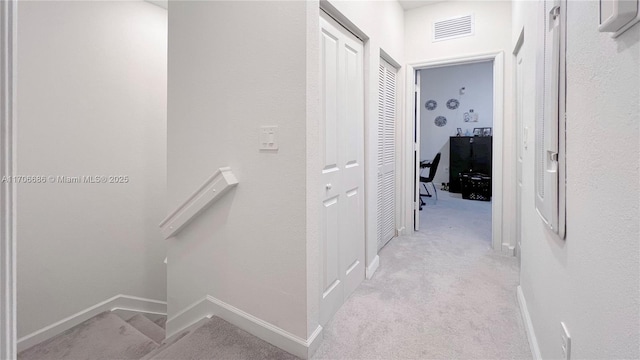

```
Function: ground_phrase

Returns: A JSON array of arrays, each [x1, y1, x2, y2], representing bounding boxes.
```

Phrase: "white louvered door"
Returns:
[[319, 11, 365, 326], [377, 59, 397, 250]]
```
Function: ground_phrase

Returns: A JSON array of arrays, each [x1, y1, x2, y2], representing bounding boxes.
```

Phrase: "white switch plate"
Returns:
[[561, 322, 571, 360], [260, 126, 278, 151]]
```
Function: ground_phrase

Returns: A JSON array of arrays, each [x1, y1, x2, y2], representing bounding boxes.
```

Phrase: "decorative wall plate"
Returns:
[[434, 116, 447, 127], [425, 100, 437, 110], [446, 98, 460, 110]]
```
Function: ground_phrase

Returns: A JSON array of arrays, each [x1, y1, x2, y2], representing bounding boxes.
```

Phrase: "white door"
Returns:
[[377, 58, 397, 250], [319, 12, 365, 326], [515, 51, 524, 262]]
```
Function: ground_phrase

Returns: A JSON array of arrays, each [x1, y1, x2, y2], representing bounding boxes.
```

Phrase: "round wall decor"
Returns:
[[434, 116, 447, 127], [446, 98, 460, 110], [425, 100, 437, 110]]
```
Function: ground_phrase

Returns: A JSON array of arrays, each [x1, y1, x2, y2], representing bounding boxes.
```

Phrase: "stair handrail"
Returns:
[[159, 167, 238, 239]]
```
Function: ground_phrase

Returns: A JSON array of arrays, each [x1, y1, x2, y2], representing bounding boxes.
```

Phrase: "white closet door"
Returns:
[[377, 58, 397, 250], [319, 11, 365, 326]]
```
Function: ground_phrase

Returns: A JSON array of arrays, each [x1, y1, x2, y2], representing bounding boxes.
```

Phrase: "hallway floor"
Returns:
[[313, 190, 531, 359]]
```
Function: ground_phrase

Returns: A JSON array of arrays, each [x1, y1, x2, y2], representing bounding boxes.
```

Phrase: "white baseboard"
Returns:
[[517, 285, 541, 360], [366, 255, 380, 279], [502, 243, 516, 256], [166, 295, 323, 359], [17, 294, 167, 352], [165, 296, 213, 338]]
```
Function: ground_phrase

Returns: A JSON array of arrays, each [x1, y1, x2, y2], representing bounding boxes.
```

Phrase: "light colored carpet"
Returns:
[[17, 191, 529, 360], [151, 316, 299, 360], [128, 314, 165, 344], [313, 191, 531, 359], [140, 329, 192, 360], [18, 312, 158, 360]]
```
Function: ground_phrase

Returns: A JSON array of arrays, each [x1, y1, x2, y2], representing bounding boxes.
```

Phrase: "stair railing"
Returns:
[[159, 167, 238, 239]]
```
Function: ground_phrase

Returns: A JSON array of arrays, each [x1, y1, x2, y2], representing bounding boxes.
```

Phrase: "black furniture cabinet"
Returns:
[[449, 136, 492, 193]]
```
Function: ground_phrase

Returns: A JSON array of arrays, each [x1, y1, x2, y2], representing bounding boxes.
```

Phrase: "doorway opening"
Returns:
[[417, 61, 494, 243], [405, 52, 506, 252]]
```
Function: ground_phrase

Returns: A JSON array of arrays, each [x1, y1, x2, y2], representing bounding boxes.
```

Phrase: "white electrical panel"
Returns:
[[561, 322, 572, 360], [599, 0, 639, 33], [259, 126, 278, 151]]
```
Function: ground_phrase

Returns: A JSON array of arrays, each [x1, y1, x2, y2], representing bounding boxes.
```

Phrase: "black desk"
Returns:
[[449, 136, 492, 193]]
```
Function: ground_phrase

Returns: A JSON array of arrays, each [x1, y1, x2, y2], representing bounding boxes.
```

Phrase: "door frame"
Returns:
[[513, 27, 525, 261], [404, 51, 507, 253], [1, 0, 18, 358]]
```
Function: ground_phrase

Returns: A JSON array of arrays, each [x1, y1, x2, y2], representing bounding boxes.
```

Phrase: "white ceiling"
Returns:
[[146, 0, 168, 10], [397, 0, 446, 11], [147, 0, 441, 13]]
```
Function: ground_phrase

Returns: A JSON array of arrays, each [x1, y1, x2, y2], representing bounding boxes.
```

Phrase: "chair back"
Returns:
[[427, 153, 441, 182]]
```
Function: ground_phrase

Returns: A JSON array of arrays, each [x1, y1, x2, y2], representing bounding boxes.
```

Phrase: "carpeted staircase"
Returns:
[[18, 312, 298, 360]]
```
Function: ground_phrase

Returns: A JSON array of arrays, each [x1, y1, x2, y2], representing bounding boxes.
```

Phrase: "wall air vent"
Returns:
[[433, 14, 474, 42]]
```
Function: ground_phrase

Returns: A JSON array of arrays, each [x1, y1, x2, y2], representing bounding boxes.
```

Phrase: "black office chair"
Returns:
[[419, 153, 441, 210]]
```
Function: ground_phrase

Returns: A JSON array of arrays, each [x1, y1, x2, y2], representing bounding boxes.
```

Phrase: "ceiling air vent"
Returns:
[[433, 14, 474, 42]]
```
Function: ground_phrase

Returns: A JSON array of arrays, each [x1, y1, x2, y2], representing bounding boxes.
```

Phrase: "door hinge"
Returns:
[[413, 143, 417, 151], [415, 83, 419, 92]]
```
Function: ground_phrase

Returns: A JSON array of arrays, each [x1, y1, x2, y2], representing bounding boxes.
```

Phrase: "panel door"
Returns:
[[319, 12, 365, 326], [377, 58, 397, 250]]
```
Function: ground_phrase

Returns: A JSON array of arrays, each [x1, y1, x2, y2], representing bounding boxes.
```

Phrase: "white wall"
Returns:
[[514, 1, 640, 358], [406, 0, 514, 245], [0, 1, 17, 358], [405, 1, 513, 63], [325, 0, 404, 62], [167, 1, 406, 346], [419, 61, 493, 185], [306, 0, 322, 343], [325, 0, 407, 256], [16, 1, 167, 338], [167, 0, 310, 340]]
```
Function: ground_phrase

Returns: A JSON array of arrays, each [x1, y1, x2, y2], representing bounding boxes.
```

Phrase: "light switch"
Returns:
[[260, 126, 279, 151]]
